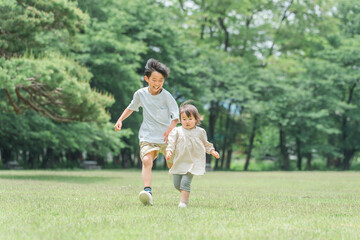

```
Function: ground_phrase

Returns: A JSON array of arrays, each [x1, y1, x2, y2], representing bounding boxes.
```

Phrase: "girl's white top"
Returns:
[[166, 126, 214, 175]]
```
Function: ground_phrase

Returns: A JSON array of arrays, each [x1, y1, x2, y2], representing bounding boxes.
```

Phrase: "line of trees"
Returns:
[[1, 0, 359, 170]]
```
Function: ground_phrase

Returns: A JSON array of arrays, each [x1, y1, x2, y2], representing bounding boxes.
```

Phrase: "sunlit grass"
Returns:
[[0, 170, 359, 239], [230, 157, 360, 171]]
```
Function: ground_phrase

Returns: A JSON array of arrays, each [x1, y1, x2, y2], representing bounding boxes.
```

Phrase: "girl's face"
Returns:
[[181, 112, 197, 130], [145, 71, 164, 95]]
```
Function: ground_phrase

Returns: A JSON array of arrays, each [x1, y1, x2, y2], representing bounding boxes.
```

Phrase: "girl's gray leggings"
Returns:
[[173, 173, 194, 192]]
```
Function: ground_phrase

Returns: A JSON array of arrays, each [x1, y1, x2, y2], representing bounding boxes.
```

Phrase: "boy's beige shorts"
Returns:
[[139, 142, 173, 164]]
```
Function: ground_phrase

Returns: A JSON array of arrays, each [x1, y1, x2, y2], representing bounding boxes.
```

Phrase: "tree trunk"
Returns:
[[296, 137, 302, 170], [42, 147, 53, 168], [137, 155, 142, 169], [305, 153, 312, 170], [225, 148, 232, 169], [200, 17, 207, 40], [240, 13, 253, 57], [215, 111, 225, 170], [279, 125, 289, 170], [66, 150, 82, 167], [28, 151, 38, 169], [220, 154, 225, 169], [340, 83, 357, 170], [208, 101, 219, 166], [342, 150, 355, 170], [121, 148, 131, 169], [244, 116, 257, 171], [326, 157, 332, 168], [1, 147, 12, 164], [21, 150, 27, 165], [220, 102, 233, 170], [218, 17, 229, 51]]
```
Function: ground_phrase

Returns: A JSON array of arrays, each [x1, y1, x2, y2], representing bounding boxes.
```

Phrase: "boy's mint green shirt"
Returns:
[[127, 87, 179, 144]]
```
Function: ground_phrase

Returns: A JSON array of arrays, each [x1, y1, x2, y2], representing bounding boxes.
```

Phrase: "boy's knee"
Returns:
[[142, 155, 153, 167], [173, 183, 180, 190]]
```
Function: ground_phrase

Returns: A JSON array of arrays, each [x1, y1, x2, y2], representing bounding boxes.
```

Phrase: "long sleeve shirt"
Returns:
[[166, 126, 214, 175]]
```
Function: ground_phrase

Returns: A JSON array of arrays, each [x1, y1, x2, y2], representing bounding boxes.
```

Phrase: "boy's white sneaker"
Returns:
[[178, 202, 187, 208], [139, 191, 153, 206]]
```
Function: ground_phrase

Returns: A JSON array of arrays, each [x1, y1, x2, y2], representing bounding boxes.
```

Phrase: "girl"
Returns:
[[166, 102, 220, 208]]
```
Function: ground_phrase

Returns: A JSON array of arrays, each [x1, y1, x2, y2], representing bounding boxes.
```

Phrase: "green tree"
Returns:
[[0, 0, 112, 123], [0, 0, 126, 168]]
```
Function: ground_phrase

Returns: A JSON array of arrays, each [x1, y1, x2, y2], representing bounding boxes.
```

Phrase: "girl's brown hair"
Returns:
[[179, 101, 201, 125]]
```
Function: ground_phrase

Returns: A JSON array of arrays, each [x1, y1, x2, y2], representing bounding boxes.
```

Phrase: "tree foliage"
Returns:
[[1, 0, 359, 170]]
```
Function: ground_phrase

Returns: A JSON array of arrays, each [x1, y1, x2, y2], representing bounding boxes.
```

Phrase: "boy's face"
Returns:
[[181, 113, 196, 130], [145, 71, 164, 95]]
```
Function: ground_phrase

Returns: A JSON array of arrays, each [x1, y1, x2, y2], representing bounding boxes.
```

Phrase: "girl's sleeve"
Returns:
[[166, 128, 178, 152], [201, 128, 215, 154], [127, 91, 142, 111]]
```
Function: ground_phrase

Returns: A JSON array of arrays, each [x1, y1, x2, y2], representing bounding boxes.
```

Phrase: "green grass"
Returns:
[[230, 157, 360, 171], [0, 170, 359, 240]]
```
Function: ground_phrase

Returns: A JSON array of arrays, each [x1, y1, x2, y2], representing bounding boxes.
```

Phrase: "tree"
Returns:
[[0, 0, 127, 168], [0, 0, 112, 123]]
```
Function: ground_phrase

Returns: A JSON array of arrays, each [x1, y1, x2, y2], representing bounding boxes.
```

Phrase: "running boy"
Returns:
[[115, 58, 179, 206], [166, 102, 220, 208]]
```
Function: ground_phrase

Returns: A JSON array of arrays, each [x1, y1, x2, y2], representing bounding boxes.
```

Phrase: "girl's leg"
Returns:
[[179, 173, 194, 205], [180, 190, 190, 204], [173, 174, 181, 191]]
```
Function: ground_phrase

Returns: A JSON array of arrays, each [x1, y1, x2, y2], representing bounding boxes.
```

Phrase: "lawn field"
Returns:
[[0, 170, 359, 240]]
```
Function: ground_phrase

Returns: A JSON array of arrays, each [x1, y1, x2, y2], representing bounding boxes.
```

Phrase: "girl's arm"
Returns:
[[201, 129, 220, 159], [210, 149, 220, 159]]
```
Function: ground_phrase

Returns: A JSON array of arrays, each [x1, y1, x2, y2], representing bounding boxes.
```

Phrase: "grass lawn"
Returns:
[[0, 170, 359, 240]]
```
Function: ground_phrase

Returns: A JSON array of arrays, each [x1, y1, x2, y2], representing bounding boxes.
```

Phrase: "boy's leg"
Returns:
[[142, 150, 156, 187], [139, 142, 160, 206]]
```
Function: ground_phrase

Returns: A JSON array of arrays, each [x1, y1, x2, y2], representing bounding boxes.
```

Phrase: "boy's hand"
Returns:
[[114, 121, 122, 131], [163, 128, 171, 143], [210, 150, 220, 159], [164, 119, 178, 143], [166, 151, 172, 161]]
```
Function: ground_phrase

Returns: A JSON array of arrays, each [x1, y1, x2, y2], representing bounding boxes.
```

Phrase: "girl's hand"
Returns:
[[166, 151, 172, 161], [211, 150, 220, 159]]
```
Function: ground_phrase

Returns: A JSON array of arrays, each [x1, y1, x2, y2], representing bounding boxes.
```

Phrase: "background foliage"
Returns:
[[1, 0, 359, 170]]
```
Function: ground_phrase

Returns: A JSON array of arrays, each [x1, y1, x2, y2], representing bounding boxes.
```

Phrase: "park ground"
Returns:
[[0, 170, 359, 240]]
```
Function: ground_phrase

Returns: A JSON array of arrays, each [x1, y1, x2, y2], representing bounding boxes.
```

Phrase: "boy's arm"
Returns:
[[165, 128, 178, 168], [163, 119, 178, 143], [114, 108, 134, 131]]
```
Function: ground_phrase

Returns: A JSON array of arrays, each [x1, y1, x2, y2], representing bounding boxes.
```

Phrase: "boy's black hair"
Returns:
[[144, 58, 170, 79]]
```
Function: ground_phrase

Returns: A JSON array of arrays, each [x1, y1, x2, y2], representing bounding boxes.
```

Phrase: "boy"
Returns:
[[114, 58, 179, 206]]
